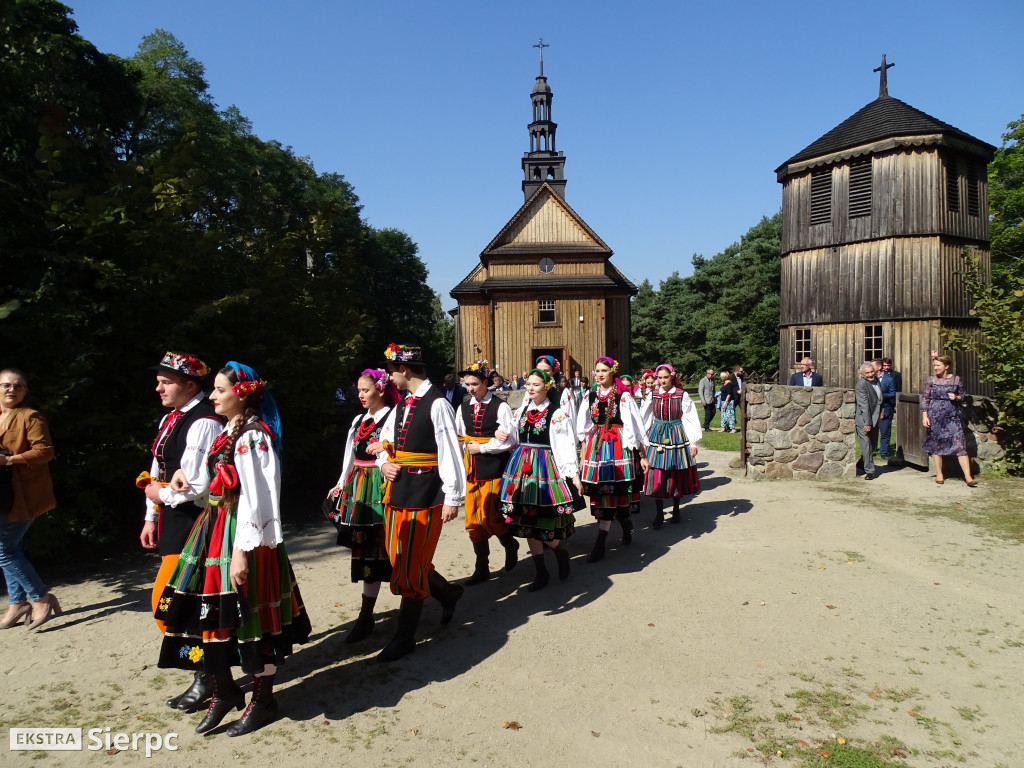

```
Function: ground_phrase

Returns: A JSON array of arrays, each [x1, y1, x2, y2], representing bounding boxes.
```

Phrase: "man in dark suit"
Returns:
[[878, 357, 900, 459], [442, 373, 467, 406], [855, 362, 882, 480], [789, 357, 823, 387]]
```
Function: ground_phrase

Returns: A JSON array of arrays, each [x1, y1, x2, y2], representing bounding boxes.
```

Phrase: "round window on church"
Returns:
[[538, 257, 554, 274]]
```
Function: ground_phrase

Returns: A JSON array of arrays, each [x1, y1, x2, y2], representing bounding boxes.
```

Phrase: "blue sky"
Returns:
[[67, 1, 1021, 309]]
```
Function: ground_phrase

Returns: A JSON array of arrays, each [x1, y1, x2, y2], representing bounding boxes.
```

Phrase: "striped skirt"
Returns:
[[327, 461, 391, 583], [156, 497, 311, 675], [644, 419, 700, 498], [499, 444, 581, 541], [580, 426, 638, 518]]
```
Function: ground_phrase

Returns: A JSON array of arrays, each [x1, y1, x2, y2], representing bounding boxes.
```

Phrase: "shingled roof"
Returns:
[[776, 95, 995, 172]]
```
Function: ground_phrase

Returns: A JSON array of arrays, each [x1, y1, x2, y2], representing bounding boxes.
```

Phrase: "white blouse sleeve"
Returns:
[[232, 429, 283, 551], [620, 393, 651, 451], [549, 408, 579, 479], [576, 391, 594, 438], [480, 401, 518, 453], [639, 392, 654, 432], [375, 407, 399, 468], [431, 397, 467, 507], [157, 416, 223, 509], [680, 392, 703, 446], [336, 414, 362, 487], [559, 388, 578, 441]]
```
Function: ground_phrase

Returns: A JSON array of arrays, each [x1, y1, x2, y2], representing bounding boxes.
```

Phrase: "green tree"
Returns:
[[989, 115, 1024, 284]]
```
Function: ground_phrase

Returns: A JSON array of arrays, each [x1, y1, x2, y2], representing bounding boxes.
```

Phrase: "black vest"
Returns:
[[353, 408, 391, 461], [461, 397, 509, 482], [389, 386, 447, 509], [155, 401, 223, 481]]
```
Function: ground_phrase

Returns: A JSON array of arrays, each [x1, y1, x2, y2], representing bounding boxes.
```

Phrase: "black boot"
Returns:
[[587, 529, 608, 563], [652, 500, 665, 530], [669, 501, 682, 524], [552, 543, 571, 581], [168, 671, 212, 712], [226, 673, 278, 737], [464, 541, 491, 586], [620, 517, 634, 545], [195, 673, 245, 735], [376, 597, 424, 663], [344, 592, 378, 643], [497, 533, 520, 571], [429, 570, 463, 626], [527, 553, 550, 592]]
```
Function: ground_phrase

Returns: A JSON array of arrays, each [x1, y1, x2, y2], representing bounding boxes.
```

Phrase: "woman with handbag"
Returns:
[[0, 368, 60, 630]]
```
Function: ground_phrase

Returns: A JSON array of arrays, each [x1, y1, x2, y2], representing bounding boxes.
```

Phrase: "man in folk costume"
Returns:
[[138, 351, 224, 712], [375, 343, 467, 662], [453, 362, 519, 585]]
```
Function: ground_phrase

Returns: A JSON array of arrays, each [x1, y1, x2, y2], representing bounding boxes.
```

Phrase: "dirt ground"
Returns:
[[3, 449, 1022, 767]]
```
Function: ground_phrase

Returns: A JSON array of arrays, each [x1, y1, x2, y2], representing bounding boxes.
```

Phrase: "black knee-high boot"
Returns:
[[668, 499, 682, 524], [620, 517, 634, 545], [652, 499, 665, 530], [345, 592, 378, 643], [376, 597, 424, 663], [527, 552, 550, 592], [428, 570, 464, 626], [195, 672, 244, 735], [464, 540, 491, 586], [497, 532, 520, 571], [587, 529, 608, 563], [168, 671, 211, 712], [226, 673, 279, 737], [551, 542, 571, 581]]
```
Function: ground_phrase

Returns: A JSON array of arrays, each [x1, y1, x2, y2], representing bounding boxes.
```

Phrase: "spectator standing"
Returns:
[[718, 372, 738, 432], [442, 373, 467, 407], [698, 368, 716, 431], [878, 358, 901, 460], [788, 358, 823, 387], [921, 355, 975, 486], [855, 362, 882, 480]]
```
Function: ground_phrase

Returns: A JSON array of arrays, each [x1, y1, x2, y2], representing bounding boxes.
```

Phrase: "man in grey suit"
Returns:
[[698, 368, 716, 430], [855, 362, 882, 480]]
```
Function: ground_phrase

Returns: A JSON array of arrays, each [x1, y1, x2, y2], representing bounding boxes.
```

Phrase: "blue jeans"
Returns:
[[878, 401, 895, 457], [0, 516, 47, 603]]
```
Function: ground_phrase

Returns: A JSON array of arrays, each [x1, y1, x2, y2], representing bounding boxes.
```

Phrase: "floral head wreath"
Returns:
[[361, 368, 390, 393], [384, 343, 422, 363], [655, 363, 683, 391], [232, 377, 265, 398], [595, 356, 619, 375], [153, 350, 210, 380], [466, 359, 488, 372], [528, 368, 554, 391], [535, 355, 561, 372]]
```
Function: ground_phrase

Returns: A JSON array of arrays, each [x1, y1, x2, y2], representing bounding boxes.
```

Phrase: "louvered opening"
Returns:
[[848, 159, 872, 219], [966, 163, 980, 216], [810, 168, 832, 226], [946, 157, 960, 213]]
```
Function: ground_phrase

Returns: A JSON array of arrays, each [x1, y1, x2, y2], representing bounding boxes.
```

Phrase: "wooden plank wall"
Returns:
[[781, 148, 990, 255], [507, 196, 591, 243], [489, 256, 605, 277], [780, 237, 989, 324], [454, 302, 490, 371]]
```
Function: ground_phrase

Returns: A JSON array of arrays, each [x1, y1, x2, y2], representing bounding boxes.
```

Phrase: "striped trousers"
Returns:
[[463, 478, 507, 543], [384, 504, 444, 600]]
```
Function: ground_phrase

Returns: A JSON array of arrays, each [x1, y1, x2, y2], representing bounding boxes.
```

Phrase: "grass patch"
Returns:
[[697, 407, 741, 452]]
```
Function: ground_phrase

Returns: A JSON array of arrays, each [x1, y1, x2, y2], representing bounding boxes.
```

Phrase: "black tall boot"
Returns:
[[652, 500, 665, 530], [344, 592, 378, 643], [429, 570, 464, 626], [620, 517, 634, 545], [464, 540, 491, 586], [167, 671, 211, 712], [668, 500, 682, 524], [587, 529, 608, 563], [226, 673, 278, 737], [527, 552, 550, 592], [552, 543, 571, 581], [195, 672, 245, 735], [376, 597, 424, 663], [497, 533, 520, 571]]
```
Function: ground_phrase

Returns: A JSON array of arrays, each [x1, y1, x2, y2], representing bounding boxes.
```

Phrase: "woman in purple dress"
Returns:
[[921, 355, 976, 487]]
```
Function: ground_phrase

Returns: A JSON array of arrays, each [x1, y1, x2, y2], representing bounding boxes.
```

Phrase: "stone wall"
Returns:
[[744, 384, 858, 479], [962, 396, 1005, 468]]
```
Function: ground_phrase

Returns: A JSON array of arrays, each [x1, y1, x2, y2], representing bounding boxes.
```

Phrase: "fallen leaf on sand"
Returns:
[[591, 731, 600, 737], [334, 603, 341, 607], [410, 729, 418, 736], [908, 711, 917, 718], [868, 693, 878, 699], [934, 582, 940, 586], [648, 623, 654, 627], [798, 740, 809, 747], [759, 601, 766, 606], [819, 566, 826, 570], [819, 751, 831, 758], [747, 748, 755, 753], [742, 601, 749, 605], [792, 716, 801, 722], [825, 605, 836, 610], [503, 721, 522, 730], [432, 702, 446, 708], [837, 737, 846, 744], [107, 750, 120, 756], [893, 749, 907, 758]]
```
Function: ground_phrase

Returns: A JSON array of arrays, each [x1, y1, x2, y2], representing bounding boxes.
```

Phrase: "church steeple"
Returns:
[[522, 38, 566, 202]]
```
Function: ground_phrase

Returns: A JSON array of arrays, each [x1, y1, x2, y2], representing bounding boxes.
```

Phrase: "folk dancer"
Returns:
[[325, 369, 400, 642], [498, 369, 584, 590], [534, 355, 577, 444], [155, 363, 311, 736], [576, 356, 650, 563], [454, 362, 520, 585], [139, 351, 224, 714], [374, 343, 467, 662], [640, 364, 701, 528]]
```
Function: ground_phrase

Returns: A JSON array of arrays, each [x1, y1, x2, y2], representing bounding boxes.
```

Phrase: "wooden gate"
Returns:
[[896, 393, 927, 467]]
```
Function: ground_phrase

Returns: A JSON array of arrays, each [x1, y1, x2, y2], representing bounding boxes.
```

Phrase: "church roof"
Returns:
[[776, 95, 995, 172], [450, 271, 636, 297]]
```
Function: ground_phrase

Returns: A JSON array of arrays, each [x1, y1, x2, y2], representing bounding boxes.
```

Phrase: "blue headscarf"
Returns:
[[226, 361, 282, 461]]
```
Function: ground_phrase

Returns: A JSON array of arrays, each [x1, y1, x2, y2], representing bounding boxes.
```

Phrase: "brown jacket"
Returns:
[[0, 407, 56, 521]]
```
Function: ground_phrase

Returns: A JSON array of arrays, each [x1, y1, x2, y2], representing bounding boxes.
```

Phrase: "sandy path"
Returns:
[[3, 451, 1022, 767]]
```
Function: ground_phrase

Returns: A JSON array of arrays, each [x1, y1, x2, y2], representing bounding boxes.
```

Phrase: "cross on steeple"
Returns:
[[534, 37, 549, 77], [874, 54, 895, 98]]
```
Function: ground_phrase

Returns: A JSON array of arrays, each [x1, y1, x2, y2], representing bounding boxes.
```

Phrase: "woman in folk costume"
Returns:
[[498, 369, 584, 591], [156, 363, 310, 737], [637, 369, 656, 407], [325, 368, 400, 642], [576, 356, 650, 563], [534, 355, 577, 444], [454, 362, 520, 586], [640, 364, 702, 528]]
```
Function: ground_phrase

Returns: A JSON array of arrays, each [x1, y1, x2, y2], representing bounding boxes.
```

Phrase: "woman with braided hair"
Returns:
[[325, 369, 400, 642], [156, 362, 310, 737], [497, 369, 584, 591], [640, 364, 702, 528], [534, 355, 577, 444], [576, 357, 650, 563]]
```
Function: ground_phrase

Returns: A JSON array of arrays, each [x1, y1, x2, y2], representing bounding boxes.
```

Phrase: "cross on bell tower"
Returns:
[[874, 53, 895, 98], [522, 38, 566, 201]]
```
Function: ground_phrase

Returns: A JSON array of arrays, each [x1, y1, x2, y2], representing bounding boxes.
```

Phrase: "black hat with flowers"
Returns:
[[151, 351, 211, 381]]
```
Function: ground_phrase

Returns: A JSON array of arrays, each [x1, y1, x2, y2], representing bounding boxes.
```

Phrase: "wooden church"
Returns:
[[450, 52, 636, 377], [775, 56, 995, 394]]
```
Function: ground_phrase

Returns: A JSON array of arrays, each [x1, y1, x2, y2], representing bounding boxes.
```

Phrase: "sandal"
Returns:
[[965, 479, 977, 488], [935, 478, 944, 485]]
